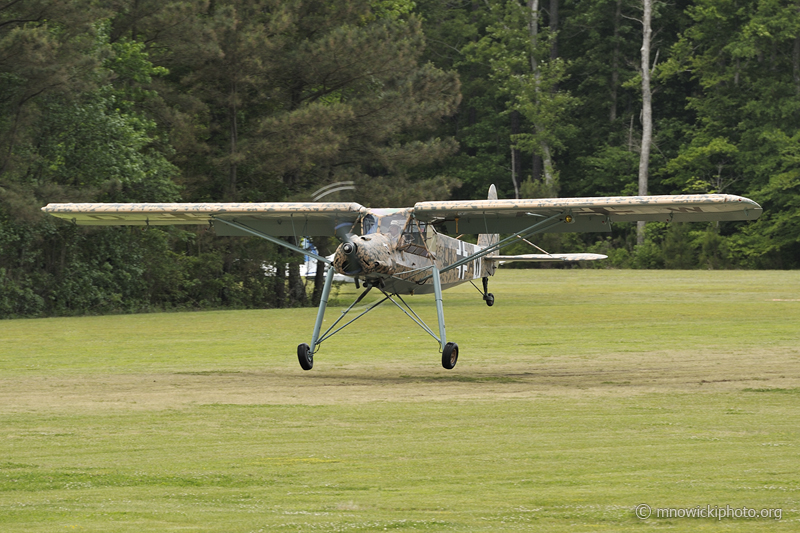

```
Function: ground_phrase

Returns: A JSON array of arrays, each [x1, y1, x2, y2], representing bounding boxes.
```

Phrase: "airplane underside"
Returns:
[[296, 263, 483, 372], [369, 276, 472, 295]]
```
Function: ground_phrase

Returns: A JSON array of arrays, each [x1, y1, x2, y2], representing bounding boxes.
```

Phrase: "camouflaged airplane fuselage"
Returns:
[[331, 208, 497, 295]]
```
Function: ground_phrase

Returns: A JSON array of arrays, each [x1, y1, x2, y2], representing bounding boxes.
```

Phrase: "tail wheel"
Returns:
[[297, 343, 313, 370], [442, 342, 459, 369]]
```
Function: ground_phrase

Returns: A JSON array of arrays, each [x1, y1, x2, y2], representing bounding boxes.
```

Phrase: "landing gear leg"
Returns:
[[433, 265, 459, 369], [297, 265, 335, 370], [482, 276, 494, 307]]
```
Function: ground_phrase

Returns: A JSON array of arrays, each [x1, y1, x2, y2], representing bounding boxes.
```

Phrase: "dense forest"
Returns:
[[1, 0, 798, 318]]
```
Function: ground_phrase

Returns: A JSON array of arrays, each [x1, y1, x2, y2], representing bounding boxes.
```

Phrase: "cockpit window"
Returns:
[[362, 214, 378, 235], [361, 210, 413, 241], [400, 219, 431, 257], [378, 214, 408, 242]]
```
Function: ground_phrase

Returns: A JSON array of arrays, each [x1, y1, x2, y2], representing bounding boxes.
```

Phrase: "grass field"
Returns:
[[1, 269, 799, 532]]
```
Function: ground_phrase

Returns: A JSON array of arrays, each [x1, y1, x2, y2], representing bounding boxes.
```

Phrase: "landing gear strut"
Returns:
[[297, 265, 336, 371], [482, 277, 494, 307], [296, 265, 458, 370], [432, 265, 457, 369]]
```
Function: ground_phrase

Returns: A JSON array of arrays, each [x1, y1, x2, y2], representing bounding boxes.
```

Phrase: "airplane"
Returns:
[[42, 186, 762, 370]]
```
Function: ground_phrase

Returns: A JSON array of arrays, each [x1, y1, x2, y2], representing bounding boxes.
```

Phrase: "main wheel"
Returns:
[[442, 342, 459, 369], [297, 343, 313, 370], [484, 293, 495, 307]]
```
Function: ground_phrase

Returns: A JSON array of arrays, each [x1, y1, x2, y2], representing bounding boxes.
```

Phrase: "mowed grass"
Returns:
[[1, 269, 799, 532]]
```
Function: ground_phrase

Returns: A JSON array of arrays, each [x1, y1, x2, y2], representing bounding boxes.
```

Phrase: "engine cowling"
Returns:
[[333, 233, 396, 278]]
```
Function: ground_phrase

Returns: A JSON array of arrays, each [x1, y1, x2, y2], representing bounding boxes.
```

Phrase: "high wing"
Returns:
[[413, 194, 762, 234], [41, 202, 366, 237]]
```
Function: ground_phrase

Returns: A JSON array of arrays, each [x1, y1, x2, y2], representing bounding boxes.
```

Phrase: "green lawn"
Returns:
[[1, 269, 798, 531]]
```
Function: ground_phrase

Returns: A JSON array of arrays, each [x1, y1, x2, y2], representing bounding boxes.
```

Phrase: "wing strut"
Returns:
[[211, 217, 332, 264]]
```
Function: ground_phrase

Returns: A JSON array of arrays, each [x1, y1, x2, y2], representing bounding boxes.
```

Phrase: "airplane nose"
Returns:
[[336, 240, 363, 275]]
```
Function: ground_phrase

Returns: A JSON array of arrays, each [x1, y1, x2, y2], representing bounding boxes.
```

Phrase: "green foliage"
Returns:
[[32, 93, 180, 202], [107, 37, 170, 86], [575, 145, 640, 196], [0, 209, 284, 317], [520, 177, 556, 199], [1, 0, 462, 318], [444, 0, 578, 197], [664, 137, 740, 193], [2, 0, 799, 320], [369, 0, 417, 20], [169, 0, 460, 202], [661, 0, 800, 266]]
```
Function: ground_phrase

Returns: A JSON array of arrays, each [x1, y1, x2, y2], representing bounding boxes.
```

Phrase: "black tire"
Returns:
[[297, 343, 313, 370], [484, 293, 495, 307], [442, 342, 459, 369]]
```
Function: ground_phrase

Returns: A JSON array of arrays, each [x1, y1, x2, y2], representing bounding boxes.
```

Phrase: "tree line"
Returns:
[[1, 0, 798, 318]]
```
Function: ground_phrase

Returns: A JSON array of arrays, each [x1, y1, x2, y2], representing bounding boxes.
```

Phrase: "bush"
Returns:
[[0, 210, 290, 318]]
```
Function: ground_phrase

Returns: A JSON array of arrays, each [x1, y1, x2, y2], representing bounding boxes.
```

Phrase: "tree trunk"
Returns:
[[310, 237, 331, 306], [465, 0, 480, 157], [511, 148, 519, 199], [286, 237, 307, 307], [527, 0, 556, 190], [549, 0, 559, 61], [541, 142, 555, 190], [131, 0, 140, 40], [228, 79, 239, 200], [547, 0, 559, 190], [610, 0, 622, 122], [0, 104, 23, 178], [287, 261, 305, 306], [637, 0, 653, 245], [628, 114, 634, 151], [311, 261, 326, 307], [510, 110, 521, 199], [793, 31, 800, 96], [273, 251, 285, 308]]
